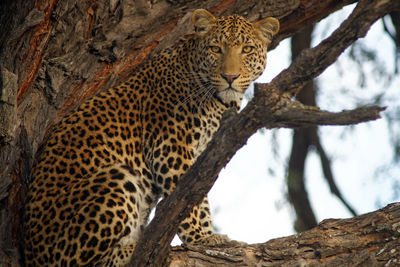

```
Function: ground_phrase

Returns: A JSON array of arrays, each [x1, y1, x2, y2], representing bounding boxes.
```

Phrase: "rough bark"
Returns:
[[0, 0, 396, 266], [167, 202, 400, 267]]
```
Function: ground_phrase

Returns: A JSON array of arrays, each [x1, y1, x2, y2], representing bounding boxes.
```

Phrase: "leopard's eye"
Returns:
[[209, 46, 222, 54], [242, 46, 254, 53]]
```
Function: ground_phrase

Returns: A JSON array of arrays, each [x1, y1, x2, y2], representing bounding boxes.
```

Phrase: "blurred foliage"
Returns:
[[348, 42, 391, 89]]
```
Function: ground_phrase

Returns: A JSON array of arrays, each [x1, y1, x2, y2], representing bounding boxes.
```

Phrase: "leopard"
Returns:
[[23, 9, 279, 266]]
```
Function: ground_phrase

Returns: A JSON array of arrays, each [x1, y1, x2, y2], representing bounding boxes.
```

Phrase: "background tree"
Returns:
[[0, 0, 399, 266], [285, 5, 399, 234]]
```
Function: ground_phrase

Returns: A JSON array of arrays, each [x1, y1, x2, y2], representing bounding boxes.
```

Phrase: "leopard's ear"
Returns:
[[192, 9, 216, 36], [253, 17, 280, 44]]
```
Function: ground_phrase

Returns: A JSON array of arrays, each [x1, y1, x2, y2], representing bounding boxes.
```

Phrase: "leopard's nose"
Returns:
[[221, 73, 240, 84]]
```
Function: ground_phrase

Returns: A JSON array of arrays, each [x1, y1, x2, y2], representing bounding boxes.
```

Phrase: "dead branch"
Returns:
[[265, 103, 386, 128]]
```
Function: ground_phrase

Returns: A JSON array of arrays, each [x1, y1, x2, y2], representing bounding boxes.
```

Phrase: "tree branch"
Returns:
[[167, 202, 400, 266], [267, 104, 386, 128], [130, 1, 398, 265]]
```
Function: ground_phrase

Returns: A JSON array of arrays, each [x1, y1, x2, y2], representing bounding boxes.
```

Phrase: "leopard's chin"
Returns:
[[215, 88, 243, 109]]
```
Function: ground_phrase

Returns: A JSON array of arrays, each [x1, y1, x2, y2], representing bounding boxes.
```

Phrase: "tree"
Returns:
[[287, 26, 357, 234], [0, 0, 399, 266]]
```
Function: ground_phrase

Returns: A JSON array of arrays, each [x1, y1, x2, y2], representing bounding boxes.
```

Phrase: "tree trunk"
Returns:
[[287, 26, 319, 232], [287, 25, 357, 233], [0, 0, 396, 266]]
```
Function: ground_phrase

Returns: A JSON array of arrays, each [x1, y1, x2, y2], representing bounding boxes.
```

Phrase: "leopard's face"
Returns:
[[192, 10, 279, 107]]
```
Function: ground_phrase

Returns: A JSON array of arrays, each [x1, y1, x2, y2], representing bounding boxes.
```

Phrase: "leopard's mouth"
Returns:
[[214, 86, 244, 108], [220, 86, 241, 93]]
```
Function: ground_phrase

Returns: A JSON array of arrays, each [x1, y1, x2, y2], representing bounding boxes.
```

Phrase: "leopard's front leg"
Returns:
[[150, 146, 232, 246], [177, 196, 232, 246]]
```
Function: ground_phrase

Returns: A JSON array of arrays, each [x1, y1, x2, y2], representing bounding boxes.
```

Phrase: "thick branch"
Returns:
[[129, 1, 398, 266], [168, 202, 400, 266]]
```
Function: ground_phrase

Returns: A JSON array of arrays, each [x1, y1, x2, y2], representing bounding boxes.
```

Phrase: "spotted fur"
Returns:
[[23, 9, 279, 266]]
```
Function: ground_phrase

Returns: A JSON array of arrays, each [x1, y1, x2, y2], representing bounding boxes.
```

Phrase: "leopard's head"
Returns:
[[192, 9, 279, 108]]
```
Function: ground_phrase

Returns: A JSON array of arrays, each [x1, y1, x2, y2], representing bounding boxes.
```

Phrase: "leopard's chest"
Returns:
[[190, 106, 225, 161]]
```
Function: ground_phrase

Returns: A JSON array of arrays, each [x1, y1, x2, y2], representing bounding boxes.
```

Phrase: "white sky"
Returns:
[[172, 4, 400, 245]]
